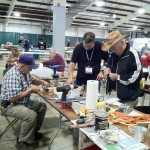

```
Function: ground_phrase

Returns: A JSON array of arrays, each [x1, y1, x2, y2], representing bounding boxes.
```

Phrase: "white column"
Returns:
[[53, 0, 66, 57]]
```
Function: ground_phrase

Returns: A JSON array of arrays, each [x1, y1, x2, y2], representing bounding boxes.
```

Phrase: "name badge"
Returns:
[[85, 66, 93, 74]]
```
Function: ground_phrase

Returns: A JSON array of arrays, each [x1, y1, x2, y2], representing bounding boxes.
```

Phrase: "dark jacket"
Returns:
[[106, 44, 142, 102]]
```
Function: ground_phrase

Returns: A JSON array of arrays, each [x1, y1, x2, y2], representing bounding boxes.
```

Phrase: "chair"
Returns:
[[0, 84, 19, 138]]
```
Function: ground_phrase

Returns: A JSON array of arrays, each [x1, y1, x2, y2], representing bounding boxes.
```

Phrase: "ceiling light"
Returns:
[[100, 22, 105, 26], [133, 26, 138, 29], [14, 12, 20, 17], [138, 8, 145, 14], [113, 14, 116, 18], [96, 1, 105, 7], [132, 17, 136, 20]]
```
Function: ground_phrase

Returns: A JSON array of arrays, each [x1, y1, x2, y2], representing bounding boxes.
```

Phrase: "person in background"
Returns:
[[19, 36, 24, 46], [42, 50, 65, 75], [75, 40, 80, 47], [67, 32, 109, 86], [24, 37, 30, 52], [0, 54, 49, 150], [3, 47, 20, 76], [102, 31, 142, 108], [141, 50, 150, 80], [141, 43, 149, 54], [38, 38, 46, 50], [67, 39, 71, 47], [6, 47, 20, 68]]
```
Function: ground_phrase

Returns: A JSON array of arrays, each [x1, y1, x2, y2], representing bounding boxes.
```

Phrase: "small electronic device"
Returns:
[[76, 119, 85, 124]]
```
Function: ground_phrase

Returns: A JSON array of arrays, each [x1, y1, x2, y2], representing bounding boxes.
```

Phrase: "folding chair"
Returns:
[[0, 107, 19, 137], [0, 84, 19, 138]]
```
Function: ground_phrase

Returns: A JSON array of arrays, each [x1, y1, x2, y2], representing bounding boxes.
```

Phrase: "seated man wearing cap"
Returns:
[[102, 31, 142, 108], [42, 50, 65, 75], [0, 54, 49, 150]]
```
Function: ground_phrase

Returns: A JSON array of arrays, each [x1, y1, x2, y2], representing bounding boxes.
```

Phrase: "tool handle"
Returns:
[[68, 123, 94, 129]]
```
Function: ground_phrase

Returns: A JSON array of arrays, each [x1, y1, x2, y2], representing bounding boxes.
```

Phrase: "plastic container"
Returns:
[[97, 101, 106, 113], [128, 125, 136, 134], [94, 102, 109, 130], [94, 112, 109, 130], [64, 66, 68, 77], [134, 126, 148, 143]]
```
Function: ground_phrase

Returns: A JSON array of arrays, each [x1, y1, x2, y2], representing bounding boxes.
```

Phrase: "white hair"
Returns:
[[49, 49, 56, 53]]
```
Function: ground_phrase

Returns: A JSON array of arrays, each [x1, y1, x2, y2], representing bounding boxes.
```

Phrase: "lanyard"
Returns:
[[86, 47, 94, 63]]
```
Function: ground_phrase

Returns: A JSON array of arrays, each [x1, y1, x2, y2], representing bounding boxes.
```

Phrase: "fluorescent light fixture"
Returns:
[[133, 26, 138, 29], [100, 22, 105, 26], [138, 8, 145, 14], [14, 12, 20, 17], [132, 17, 136, 20], [96, 1, 105, 7], [113, 14, 116, 18]]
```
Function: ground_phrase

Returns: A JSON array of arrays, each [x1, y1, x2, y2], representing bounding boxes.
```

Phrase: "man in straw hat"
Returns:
[[101, 31, 142, 108]]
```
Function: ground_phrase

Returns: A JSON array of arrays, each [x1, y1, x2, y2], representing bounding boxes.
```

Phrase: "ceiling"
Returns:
[[1, 0, 150, 32]]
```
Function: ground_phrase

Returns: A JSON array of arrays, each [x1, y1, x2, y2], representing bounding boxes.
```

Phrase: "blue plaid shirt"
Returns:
[[0, 66, 33, 104]]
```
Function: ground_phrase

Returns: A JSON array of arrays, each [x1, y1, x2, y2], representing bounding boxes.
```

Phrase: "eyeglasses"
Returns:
[[110, 42, 120, 51]]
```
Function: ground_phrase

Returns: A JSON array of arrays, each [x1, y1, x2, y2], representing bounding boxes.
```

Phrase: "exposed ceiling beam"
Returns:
[[5, 0, 17, 24], [0, 0, 11, 5], [73, 20, 108, 26], [77, 12, 120, 20], [0, 15, 51, 22], [75, 17, 114, 23], [109, 3, 150, 29], [130, 20, 150, 24], [91, 6, 134, 13], [15, 5, 48, 11], [85, 9, 127, 17], [136, 16, 150, 20], [92, 1, 140, 8], [132, 0, 150, 4], [17, 0, 52, 6], [13, 8, 52, 16]]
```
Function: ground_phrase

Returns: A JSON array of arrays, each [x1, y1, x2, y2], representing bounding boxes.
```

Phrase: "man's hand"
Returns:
[[109, 73, 119, 81], [97, 71, 104, 80], [104, 68, 111, 76], [42, 80, 49, 87], [67, 78, 73, 85], [31, 85, 40, 93]]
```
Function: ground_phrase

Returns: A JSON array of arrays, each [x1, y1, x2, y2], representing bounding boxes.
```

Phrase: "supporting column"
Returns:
[[53, 0, 66, 57], [3, 22, 8, 32]]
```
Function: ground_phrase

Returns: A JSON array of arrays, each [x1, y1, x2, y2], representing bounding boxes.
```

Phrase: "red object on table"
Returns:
[[81, 144, 102, 150], [60, 102, 72, 109]]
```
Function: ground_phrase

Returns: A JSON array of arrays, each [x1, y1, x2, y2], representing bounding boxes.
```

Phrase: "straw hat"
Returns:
[[101, 31, 129, 51]]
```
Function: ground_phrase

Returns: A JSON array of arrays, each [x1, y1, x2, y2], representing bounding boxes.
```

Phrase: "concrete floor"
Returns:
[[0, 55, 150, 150]]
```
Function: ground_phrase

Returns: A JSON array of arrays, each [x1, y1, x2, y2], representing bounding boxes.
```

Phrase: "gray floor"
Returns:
[[0, 56, 150, 150]]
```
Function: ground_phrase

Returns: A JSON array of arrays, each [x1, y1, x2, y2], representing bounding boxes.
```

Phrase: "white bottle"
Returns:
[[64, 66, 68, 77]]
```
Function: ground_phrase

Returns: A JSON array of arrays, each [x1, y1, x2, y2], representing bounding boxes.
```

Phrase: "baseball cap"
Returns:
[[18, 54, 39, 69]]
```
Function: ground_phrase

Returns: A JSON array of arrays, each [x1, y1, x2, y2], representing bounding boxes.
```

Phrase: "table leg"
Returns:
[[48, 113, 62, 150]]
